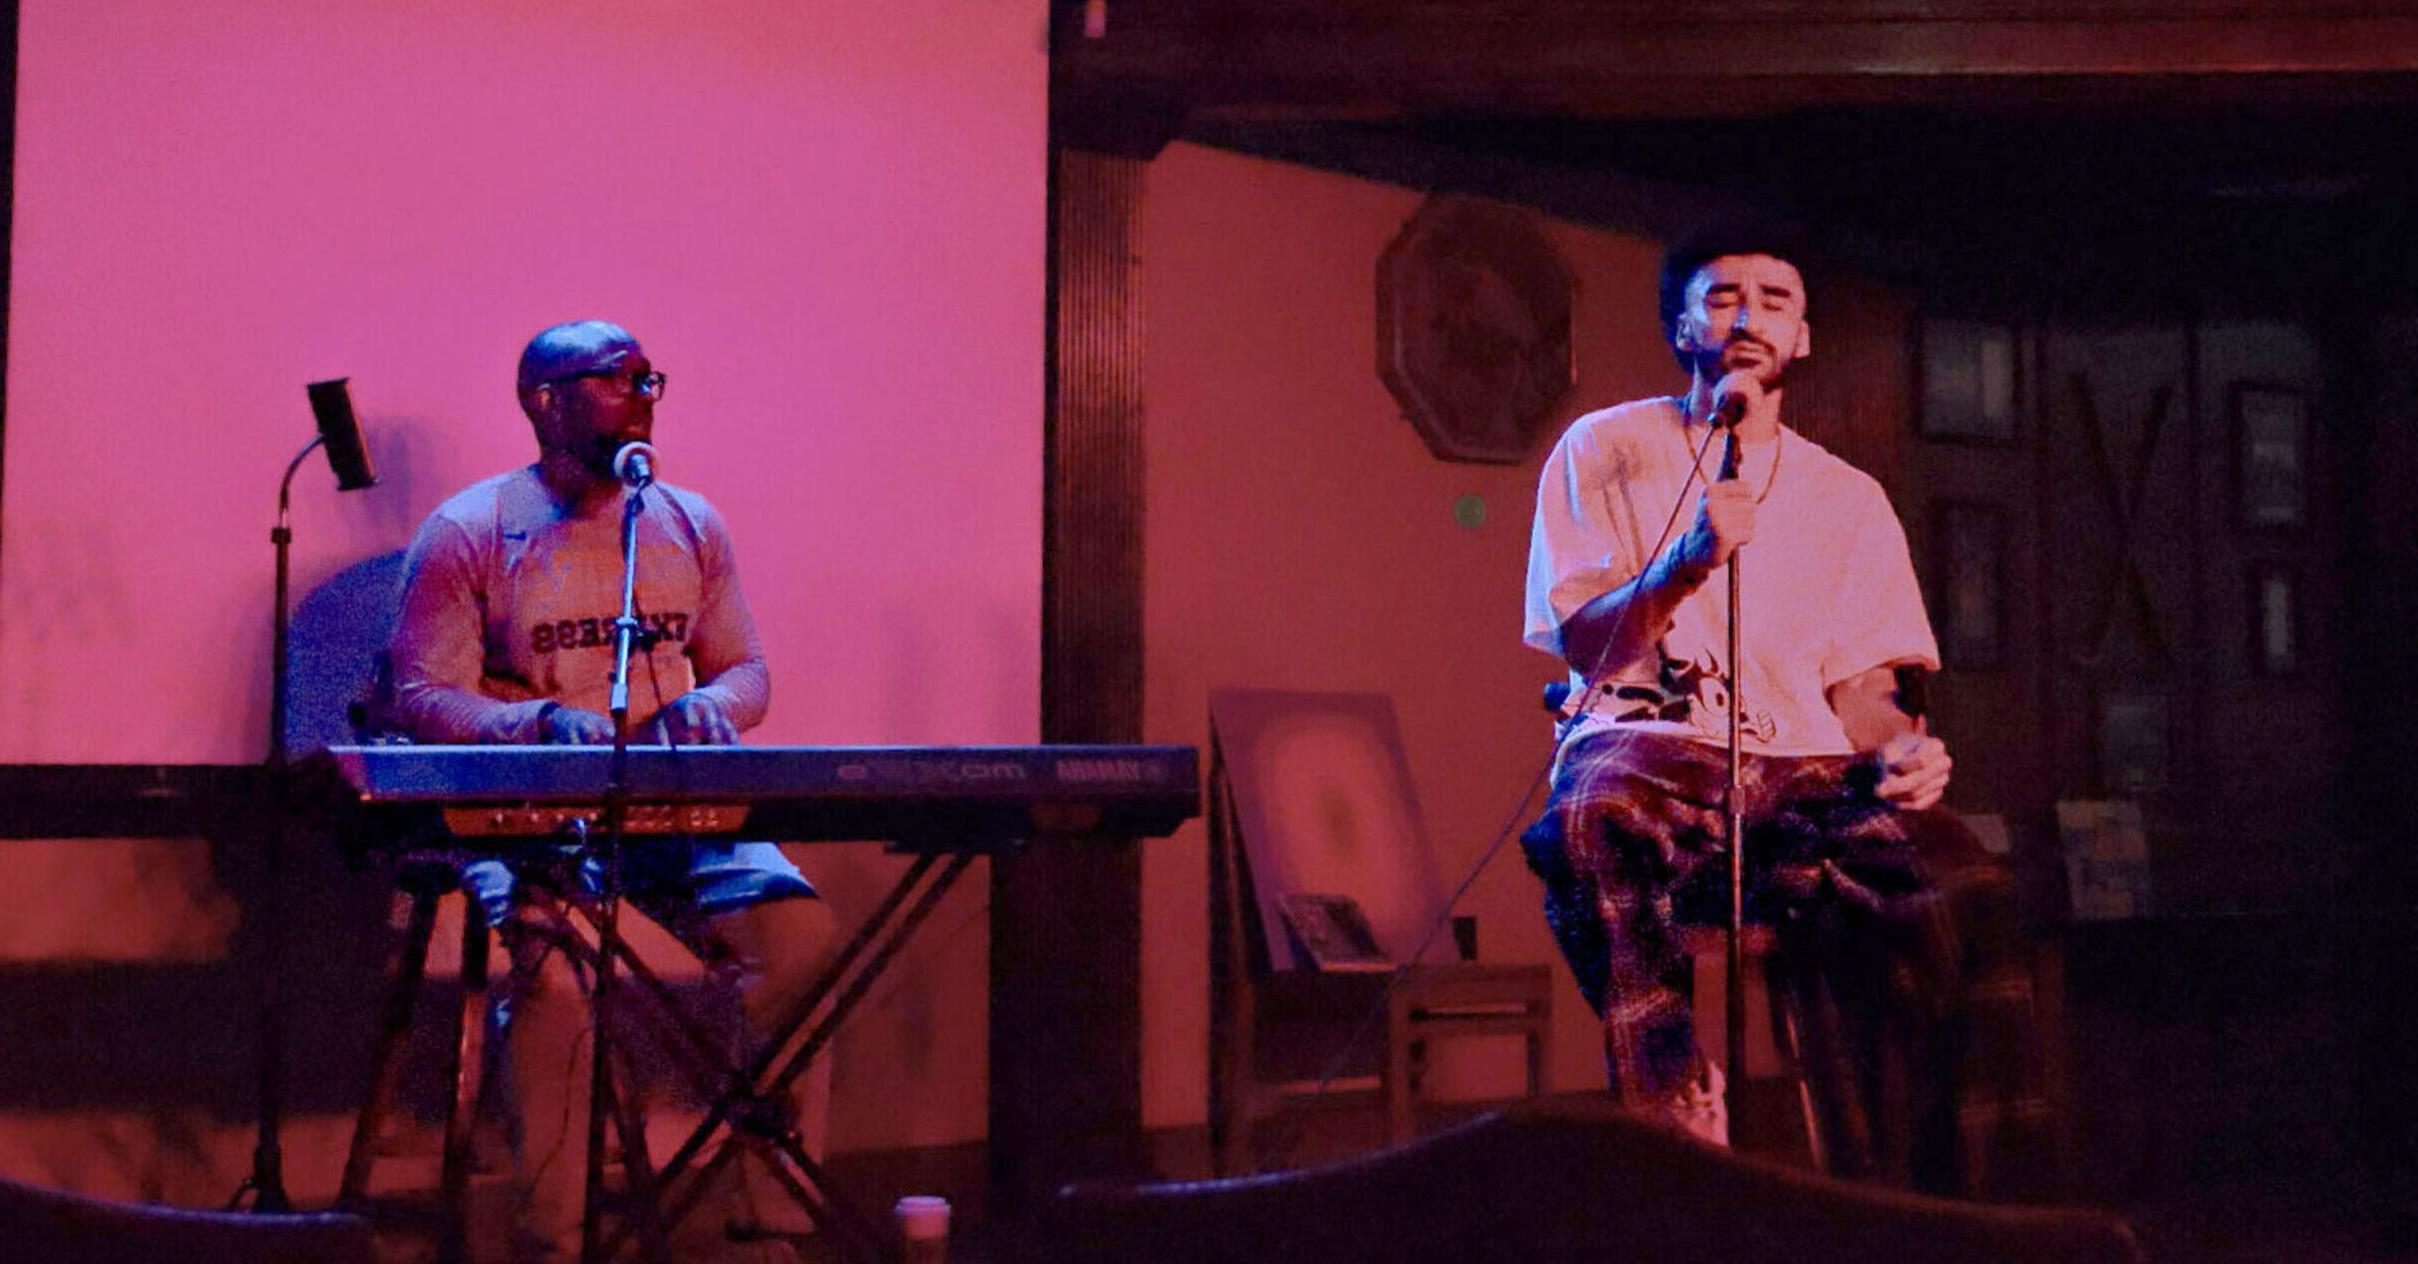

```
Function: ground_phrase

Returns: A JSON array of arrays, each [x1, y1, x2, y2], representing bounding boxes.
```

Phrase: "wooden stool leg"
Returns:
[[1775, 990, 1830, 1174], [1385, 992, 1415, 1147], [1524, 1005, 1549, 1101], [1210, 942, 1260, 1175], [1771, 947, 1861, 1176], [341, 886, 443, 1207], [439, 896, 492, 1264]]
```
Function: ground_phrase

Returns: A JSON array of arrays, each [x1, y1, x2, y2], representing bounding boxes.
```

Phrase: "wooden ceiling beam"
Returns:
[[1057, 4, 2418, 121]]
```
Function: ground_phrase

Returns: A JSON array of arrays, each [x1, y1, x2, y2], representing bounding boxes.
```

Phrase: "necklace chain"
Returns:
[[1678, 402, 1785, 504]]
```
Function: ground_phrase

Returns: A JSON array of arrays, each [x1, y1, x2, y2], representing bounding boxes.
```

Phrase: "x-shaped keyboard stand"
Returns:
[[581, 845, 988, 1264]]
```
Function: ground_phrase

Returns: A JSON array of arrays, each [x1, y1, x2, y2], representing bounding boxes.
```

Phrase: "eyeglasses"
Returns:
[[551, 367, 668, 399]]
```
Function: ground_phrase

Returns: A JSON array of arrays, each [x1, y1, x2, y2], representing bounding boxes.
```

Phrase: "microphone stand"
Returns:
[[582, 481, 672, 1264], [1716, 425, 1749, 1121]]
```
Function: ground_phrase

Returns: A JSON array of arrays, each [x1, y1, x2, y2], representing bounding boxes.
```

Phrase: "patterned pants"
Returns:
[[1521, 728, 2049, 1194]]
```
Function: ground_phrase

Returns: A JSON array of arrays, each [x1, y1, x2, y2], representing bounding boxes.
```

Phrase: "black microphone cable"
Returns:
[[1252, 411, 1727, 1170]]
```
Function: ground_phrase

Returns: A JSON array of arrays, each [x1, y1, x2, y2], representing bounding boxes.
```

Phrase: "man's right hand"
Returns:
[[1676, 480, 1758, 576], [540, 704, 617, 745]]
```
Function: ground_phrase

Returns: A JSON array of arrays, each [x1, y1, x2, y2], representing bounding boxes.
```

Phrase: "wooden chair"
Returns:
[[1381, 964, 1552, 1148], [1042, 1093, 2143, 1264], [1205, 689, 1552, 1173]]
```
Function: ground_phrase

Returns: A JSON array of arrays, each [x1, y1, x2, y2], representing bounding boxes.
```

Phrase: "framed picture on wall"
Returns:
[[1376, 195, 1575, 464], [1917, 318, 2020, 444], [1207, 688, 1449, 972], [2056, 799, 2154, 920], [2248, 562, 2303, 677], [2232, 384, 2310, 532], [1928, 499, 2008, 670], [2098, 693, 2170, 797]]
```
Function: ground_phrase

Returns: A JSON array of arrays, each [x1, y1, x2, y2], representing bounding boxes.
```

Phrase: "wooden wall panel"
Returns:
[[1899, 325, 2046, 846], [1787, 265, 1914, 493], [2026, 319, 2342, 914]]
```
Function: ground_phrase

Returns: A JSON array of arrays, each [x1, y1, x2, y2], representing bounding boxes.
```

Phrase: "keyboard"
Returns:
[[305, 743, 1199, 847]]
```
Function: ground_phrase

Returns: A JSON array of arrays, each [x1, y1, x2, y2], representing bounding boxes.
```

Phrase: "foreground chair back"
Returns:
[[1043, 1094, 2140, 1264], [0, 1175, 371, 1264]]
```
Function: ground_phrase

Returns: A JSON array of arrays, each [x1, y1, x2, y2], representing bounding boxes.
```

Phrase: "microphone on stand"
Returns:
[[612, 441, 657, 489], [1715, 404, 1743, 484], [1711, 389, 1750, 433], [1708, 372, 1751, 481]]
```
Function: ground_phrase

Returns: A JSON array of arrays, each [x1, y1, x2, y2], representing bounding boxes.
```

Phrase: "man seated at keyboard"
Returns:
[[387, 318, 832, 1261]]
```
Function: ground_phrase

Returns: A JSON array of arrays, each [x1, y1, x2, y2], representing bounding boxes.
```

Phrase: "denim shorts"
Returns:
[[460, 838, 815, 928]]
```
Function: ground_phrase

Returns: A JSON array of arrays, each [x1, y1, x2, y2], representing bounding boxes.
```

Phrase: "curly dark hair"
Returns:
[[1656, 216, 1814, 371]]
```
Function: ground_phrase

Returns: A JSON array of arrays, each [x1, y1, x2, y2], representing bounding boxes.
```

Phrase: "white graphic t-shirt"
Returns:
[[1524, 397, 1937, 756]]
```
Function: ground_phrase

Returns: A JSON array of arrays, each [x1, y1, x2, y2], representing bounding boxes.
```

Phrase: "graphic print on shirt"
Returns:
[[529, 610, 692, 654], [1611, 646, 1777, 744]]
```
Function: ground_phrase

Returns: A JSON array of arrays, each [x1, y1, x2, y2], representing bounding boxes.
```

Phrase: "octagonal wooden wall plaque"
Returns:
[[1377, 195, 1574, 464]]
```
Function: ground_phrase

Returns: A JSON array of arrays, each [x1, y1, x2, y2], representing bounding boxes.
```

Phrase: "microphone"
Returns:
[[611, 441, 657, 489], [1708, 372, 1751, 480], [1707, 367, 1758, 431]]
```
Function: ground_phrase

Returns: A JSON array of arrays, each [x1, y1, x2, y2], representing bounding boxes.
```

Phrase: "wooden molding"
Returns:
[[1059, 3, 2418, 121]]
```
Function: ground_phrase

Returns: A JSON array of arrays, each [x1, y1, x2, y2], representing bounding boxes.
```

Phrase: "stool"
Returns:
[[338, 859, 495, 1264], [1678, 924, 1827, 1169], [339, 862, 710, 1264]]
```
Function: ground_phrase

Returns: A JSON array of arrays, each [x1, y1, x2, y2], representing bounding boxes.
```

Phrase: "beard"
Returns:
[[541, 428, 624, 482], [1692, 338, 1790, 389], [555, 431, 620, 480], [582, 433, 626, 480]]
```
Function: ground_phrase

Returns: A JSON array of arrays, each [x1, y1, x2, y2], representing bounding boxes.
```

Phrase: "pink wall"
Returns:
[[0, 0, 1042, 1193], [3, 0, 1044, 762], [1140, 143, 1693, 1125]]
